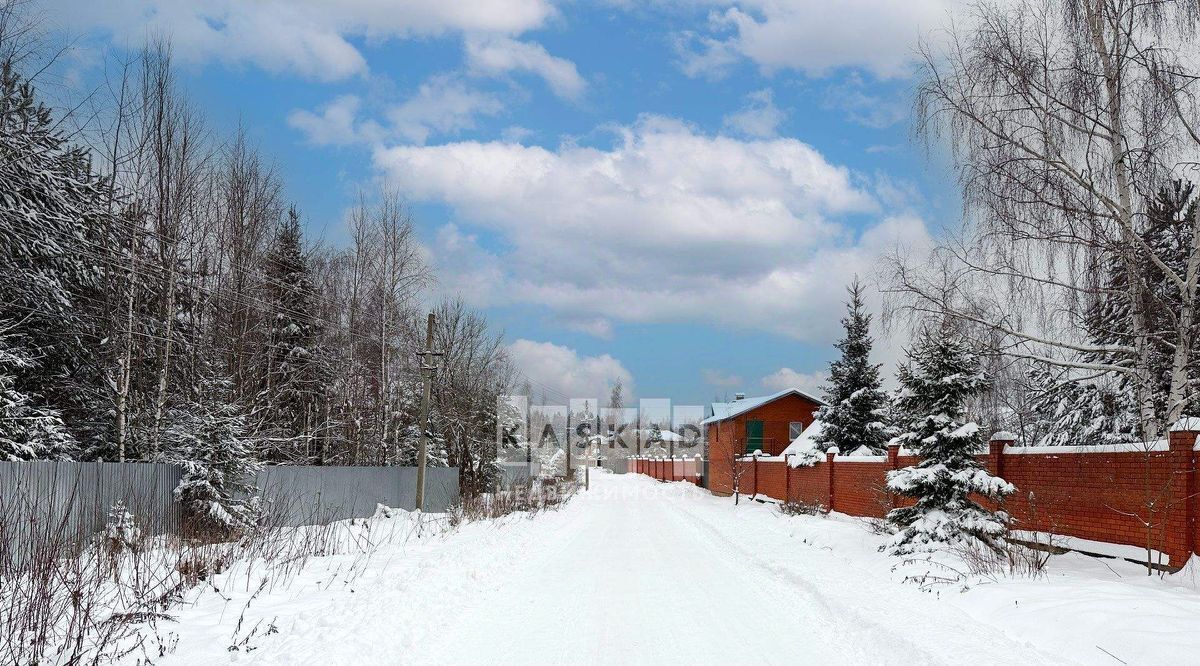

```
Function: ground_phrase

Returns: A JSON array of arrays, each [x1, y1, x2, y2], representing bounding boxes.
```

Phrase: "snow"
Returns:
[[990, 430, 1018, 442], [1005, 440, 1169, 455], [781, 419, 827, 466], [1010, 530, 1167, 562], [1169, 416, 1200, 432], [118, 473, 1200, 665]]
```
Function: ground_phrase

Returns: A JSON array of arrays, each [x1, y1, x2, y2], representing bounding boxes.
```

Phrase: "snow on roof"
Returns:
[[701, 388, 825, 425]]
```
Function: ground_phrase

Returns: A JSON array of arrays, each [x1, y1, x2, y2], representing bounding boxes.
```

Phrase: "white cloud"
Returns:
[[702, 369, 743, 388], [288, 95, 383, 145], [722, 88, 786, 138], [559, 317, 615, 339], [761, 367, 827, 396], [823, 75, 908, 128], [374, 115, 931, 342], [501, 126, 536, 143], [678, 0, 954, 79], [50, 0, 558, 80], [465, 36, 586, 100], [387, 76, 506, 144], [507, 339, 634, 401], [289, 76, 504, 146], [425, 224, 509, 306], [673, 30, 740, 79]]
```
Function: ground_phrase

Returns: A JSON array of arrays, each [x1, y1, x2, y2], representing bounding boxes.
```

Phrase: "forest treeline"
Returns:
[[0, 7, 513, 516]]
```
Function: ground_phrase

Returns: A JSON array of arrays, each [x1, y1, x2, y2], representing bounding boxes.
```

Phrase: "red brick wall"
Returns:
[[831, 460, 890, 518], [679, 432, 1200, 568]]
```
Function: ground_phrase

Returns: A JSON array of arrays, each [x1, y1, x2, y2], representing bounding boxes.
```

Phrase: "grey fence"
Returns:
[[255, 465, 460, 526], [499, 461, 541, 487], [0, 462, 459, 566], [0, 461, 183, 569]]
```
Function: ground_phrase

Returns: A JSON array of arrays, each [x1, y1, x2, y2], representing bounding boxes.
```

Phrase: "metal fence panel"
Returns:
[[499, 461, 540, 487], [253, 466, 459, 526], [0, 461, 183, 569], [395, 466, 460, 513], [1, 462, 461, 563]]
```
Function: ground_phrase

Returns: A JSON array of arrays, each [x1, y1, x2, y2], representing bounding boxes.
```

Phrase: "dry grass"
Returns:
[[0, 483, 434, 665], [778, 499, 828, 517], [449, 477, 578, 526]]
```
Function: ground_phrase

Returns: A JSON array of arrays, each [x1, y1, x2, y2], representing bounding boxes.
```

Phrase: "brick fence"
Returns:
[[629, 456, 704, 485], [661, 430, 1200, 568]]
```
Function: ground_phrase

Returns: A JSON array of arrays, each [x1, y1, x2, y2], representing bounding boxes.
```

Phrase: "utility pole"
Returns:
[[415, 312, 442, 511]]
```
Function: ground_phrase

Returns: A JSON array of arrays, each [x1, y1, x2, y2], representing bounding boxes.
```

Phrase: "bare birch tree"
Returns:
[[895, 0, 1200, 439]]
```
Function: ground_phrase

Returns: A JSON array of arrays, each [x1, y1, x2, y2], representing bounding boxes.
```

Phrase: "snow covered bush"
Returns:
[[886, 324, 1014, 555], [779, 499, 827, 516], [103, 502, 142, 555], [539, 447, 567, 479], [162, 389, 262, 537]]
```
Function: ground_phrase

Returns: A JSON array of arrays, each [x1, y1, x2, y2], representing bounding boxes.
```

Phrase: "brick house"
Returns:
[[703, 389, 824, 496]]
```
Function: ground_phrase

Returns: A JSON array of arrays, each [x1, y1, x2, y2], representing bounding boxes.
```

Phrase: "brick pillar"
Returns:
[[1168, 428, 1199, 566], [988, 433, 1012, 480], [826, 447, 838, 511], [784, 454, 793, 503], [753, 455, 759, 497], [886, 443, 900, 509]]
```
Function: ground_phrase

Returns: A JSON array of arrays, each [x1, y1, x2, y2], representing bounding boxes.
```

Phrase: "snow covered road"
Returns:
[[144, 472, 1200, 665], [405, 476, 1059, 666]]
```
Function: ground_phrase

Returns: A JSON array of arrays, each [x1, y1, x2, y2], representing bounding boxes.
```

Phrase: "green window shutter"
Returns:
[[745, 420, 764, 454]]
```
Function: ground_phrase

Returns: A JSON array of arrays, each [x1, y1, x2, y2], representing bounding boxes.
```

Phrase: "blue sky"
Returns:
[[46, 0, 961, 405]]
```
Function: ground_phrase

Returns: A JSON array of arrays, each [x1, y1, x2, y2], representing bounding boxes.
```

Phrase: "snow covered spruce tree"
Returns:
[[163, 379, 262, 535], [886, 323, 1014, 555], [0, 59, 114, 456], [815, 278, 891, 454], [1025, 367, 1138, 447], [0, 327, 74, 460], [395, 376, 449, 468], [260, 206, 330, 462]]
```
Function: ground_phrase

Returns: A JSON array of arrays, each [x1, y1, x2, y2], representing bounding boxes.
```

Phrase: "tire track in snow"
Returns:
[[660, 482, 1076, 665]]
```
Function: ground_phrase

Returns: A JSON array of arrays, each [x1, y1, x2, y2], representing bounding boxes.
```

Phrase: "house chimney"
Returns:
[[734, 392, 745, 401]]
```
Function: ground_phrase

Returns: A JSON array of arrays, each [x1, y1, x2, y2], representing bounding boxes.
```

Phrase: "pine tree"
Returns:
[[886, 323, 1014, 554], [0, 328, 74, 460], [0, 60, 113, 455], [163, 378, 262, 535], [261, 207, 326, 459], [814, 279, 891, 453], [539, 448, 566, 479], [646, 423, 666, 455], [1025, 367, 1138, 447], [395, 374, 449, 467]]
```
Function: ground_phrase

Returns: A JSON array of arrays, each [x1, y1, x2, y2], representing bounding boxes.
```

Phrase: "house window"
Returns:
[[789, 422, 805, 440]]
